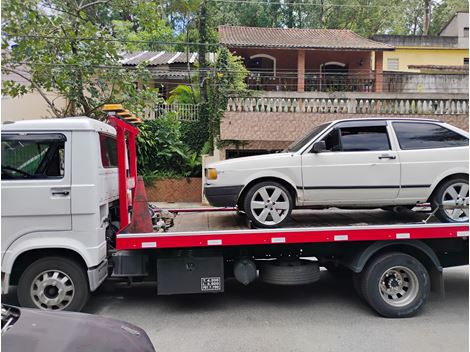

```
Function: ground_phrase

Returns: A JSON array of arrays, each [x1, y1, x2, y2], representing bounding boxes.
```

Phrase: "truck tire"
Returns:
[[17, 257, 90, 312], [243, 181, 293, 228], [259, 259, 320, 285], [360, 252, 430, 318], [431, 177, 469, 223]]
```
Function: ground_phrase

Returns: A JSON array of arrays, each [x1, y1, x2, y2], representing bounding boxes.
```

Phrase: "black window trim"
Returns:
[[391, 121, 468, 151], [2, 133, 67, 142]]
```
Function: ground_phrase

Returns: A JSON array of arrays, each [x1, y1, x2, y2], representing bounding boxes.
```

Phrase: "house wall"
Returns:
[[440, 12, 469, 48], [1, 92, 66, 122], [377, 48, 469, 72]]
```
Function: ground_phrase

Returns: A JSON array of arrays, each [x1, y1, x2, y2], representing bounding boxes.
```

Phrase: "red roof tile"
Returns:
[[219, 25, 394, 51]]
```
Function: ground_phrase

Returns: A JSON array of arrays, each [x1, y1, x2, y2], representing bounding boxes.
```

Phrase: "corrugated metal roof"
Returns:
[[219, 25, 394, 50], [120, 51, 201, 66]]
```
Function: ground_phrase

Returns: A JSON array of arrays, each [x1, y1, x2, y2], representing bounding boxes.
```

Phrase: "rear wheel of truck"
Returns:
[[243, 181, 293, 228], [360, 252, 430, 318], [17, 257, 90, 312]]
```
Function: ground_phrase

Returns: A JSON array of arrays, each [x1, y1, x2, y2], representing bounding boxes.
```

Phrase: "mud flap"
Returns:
[[429, 266, 445, 300]]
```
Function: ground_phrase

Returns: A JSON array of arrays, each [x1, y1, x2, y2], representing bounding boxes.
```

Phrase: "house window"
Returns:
[[464, 58, 469, 65], [464, 27, 469, 37], [387, 58, 399, 70]]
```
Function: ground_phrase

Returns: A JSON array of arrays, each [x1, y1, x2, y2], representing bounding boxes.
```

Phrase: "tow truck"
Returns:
[[1, 107, 468, 318]]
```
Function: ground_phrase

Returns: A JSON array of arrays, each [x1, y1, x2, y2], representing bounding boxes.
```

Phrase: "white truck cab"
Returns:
[[1, 117, 118, 310]]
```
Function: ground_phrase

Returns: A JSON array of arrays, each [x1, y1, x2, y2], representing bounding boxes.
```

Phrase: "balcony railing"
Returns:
[[246, 71, 374, 92], [244, 70, 468, 94], [226, 93, 469, 115], [144, 103, 199, 121]]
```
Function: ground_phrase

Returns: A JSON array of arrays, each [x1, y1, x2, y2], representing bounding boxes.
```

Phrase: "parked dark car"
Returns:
[[1, 304, 156, 352]]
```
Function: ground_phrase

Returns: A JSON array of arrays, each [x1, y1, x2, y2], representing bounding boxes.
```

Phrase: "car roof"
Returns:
[[1, 117, 116, 135], [330, 117, 442, 125]]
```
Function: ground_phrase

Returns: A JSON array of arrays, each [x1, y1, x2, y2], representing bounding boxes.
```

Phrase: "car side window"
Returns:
[[1, 134, 65, 180], [340, 126, 391, 151], [393, 122, 468, 150]]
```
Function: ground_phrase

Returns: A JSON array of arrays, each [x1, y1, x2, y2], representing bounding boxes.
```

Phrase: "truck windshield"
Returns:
[[285, 122, 331, 152]]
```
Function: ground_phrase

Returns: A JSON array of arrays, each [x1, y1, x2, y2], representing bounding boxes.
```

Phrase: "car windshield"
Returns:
[[285, 122, 331, 152]]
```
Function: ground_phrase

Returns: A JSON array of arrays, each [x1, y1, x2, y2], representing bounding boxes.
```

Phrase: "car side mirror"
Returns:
[[312, 141, 327, 153]]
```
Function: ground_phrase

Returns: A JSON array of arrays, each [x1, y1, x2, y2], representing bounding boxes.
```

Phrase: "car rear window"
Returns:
[[99, 133, 118, 168], [393, 122, 468, 150]]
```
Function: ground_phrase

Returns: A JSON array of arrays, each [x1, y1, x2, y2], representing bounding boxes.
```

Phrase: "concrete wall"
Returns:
[[384, 72, 468, 93]]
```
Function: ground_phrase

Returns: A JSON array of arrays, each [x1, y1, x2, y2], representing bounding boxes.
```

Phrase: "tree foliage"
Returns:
[[1, 0, 162, 118], [137, 114, 201, 179]]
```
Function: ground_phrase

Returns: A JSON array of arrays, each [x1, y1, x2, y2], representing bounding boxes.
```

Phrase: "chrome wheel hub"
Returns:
[[379, 266, 419, 307], [250, 185, 290, 225], [30, 270, 75, 310], [441, 182, 469, 222]]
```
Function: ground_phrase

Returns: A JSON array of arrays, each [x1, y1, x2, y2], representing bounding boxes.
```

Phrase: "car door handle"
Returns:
[[378, 154, 396, 160], [51, 191, 70, 196]]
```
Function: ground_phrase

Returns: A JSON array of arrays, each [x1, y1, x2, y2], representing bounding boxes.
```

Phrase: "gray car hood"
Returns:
[[2, 306, 155, 352]]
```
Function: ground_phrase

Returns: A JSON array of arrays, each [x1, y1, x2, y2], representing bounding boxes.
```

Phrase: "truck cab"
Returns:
[[1, 117, 119, 310]]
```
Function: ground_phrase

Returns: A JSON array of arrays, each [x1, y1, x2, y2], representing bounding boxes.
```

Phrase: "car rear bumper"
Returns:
[[204, 185, 244, 207]]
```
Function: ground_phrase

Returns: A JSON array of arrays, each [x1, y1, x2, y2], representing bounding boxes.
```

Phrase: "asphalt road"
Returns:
[[84, 266, 467, 352], [3, 266, 468, 351]]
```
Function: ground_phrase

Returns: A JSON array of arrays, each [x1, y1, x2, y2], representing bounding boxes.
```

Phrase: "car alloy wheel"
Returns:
[[248, 184, 291, 227], [441, 182, 469, 222]]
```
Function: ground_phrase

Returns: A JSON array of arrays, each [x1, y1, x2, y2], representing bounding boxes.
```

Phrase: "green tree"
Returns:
[[2, 0, 161, 119]]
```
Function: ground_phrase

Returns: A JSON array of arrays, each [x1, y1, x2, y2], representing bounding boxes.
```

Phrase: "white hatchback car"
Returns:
[[204, 118, 469, 228]]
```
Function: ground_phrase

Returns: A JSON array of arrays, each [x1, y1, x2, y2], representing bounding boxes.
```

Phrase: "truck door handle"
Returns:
[[52, 191, 70, 196], [378, 154, 396, 160]]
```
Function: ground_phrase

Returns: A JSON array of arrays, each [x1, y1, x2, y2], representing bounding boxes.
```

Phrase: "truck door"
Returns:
[[1, 132, 72, 249]]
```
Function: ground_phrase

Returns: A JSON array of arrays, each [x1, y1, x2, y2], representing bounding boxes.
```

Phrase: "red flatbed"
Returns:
[[116, 209, 469, 250]]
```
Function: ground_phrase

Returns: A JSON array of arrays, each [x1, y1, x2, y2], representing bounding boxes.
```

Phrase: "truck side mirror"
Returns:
[[312, 141, 327, 153]]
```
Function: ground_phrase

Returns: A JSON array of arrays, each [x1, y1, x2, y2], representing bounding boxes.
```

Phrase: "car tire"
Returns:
[[243, 181, 293, 228], [431, 177, 469, 223], [259, 259, 320, 285], [360, 252, 430, 318], [17, 256, 90, 312]]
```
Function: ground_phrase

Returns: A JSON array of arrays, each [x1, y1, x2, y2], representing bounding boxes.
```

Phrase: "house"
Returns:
[[372, 12, 469, 73], [219, 26, 394, 93], [120, 51, 215, 99]]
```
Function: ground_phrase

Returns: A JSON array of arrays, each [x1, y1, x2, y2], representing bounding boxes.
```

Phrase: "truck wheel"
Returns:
[[243, 181, 293, 228], [431, 177, 469, 223], [17, 257, 90, 312], [259, 259, 320, 285], [361, 252, 430, 318]]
